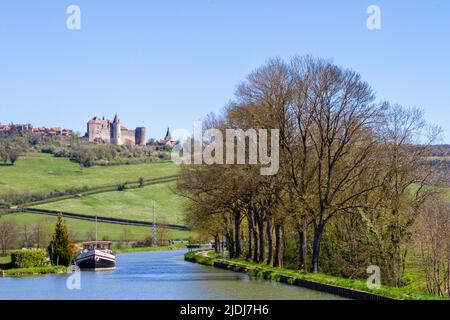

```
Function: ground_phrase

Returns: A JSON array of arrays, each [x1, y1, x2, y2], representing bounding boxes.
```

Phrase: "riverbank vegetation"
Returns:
[[2, 266, 66, 277], [0, 248, 65, 277], [177, 56, 450, 297], [114, 243, 187, 254], [185, 251, 447, 300], [10, 249, 48, 268]]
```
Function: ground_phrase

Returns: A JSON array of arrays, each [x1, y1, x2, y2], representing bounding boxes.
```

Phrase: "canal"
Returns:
[[0, 250, 344, 300]]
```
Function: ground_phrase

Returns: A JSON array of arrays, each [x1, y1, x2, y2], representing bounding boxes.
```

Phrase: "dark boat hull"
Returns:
[[75, 251, 116, 270]]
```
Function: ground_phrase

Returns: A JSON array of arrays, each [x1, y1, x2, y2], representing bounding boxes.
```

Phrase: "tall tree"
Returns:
[[287, 56, 381, 272], [48, 214, 73, 266]]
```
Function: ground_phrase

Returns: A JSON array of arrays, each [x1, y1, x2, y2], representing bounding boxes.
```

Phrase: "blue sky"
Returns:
[[0, 0, 449, 141]]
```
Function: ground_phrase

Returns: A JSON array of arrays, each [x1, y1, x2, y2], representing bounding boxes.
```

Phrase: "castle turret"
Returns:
[[111, 114, 122, 145], [135, 127, 146, 146]]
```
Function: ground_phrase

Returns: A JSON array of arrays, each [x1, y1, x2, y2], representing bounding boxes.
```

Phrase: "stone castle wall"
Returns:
[[87, 116, 146, 146], [87, 122, 111, 143], [120, 128, 136, 145]]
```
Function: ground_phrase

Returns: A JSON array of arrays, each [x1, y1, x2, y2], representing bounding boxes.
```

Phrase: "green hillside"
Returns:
[[0, 152, 192, 244], [0, 153, 178, 194], [33, 182, 185, 225]]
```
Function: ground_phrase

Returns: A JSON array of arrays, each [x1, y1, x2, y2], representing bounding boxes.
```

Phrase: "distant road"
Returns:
[[23, 208, 190, 231]]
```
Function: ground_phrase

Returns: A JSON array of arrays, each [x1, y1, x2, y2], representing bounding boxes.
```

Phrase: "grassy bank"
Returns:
[[185, 251, 448, 301], [2, 266, 66, 277], [114, 243, 187, 254], [0, 255, 11, 265]]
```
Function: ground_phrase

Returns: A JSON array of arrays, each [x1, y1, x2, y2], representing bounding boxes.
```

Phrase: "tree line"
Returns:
[[177, 56, 449, 294]]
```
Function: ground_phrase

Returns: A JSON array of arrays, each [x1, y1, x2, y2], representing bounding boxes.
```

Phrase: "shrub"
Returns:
[[8, 149, 19, 165], [11, 249, 48, 268], [132, 237, 153, 248], [117, 182, 128, 191]]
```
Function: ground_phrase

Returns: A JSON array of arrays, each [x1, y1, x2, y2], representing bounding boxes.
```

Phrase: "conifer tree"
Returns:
[[48, 214, 73, 266]]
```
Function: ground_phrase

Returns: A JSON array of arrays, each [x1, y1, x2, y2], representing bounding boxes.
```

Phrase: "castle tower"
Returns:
[[111, 114, 122, 145], [135, 127, 146, 146], [87, 116, 111, 143]]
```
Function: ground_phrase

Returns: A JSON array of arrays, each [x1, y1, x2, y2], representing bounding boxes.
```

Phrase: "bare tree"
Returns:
[[20, 222, 33, 248], [156, 217, 170, 246], [32, 219, 52, 249], [366, 103, 441, 286], [287, 56, 381, 272], [416, 198, 450, 297], [0, 219, 18, 255]]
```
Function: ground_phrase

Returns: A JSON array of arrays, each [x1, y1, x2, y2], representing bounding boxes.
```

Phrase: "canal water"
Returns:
[[0, 250, 343, 300]]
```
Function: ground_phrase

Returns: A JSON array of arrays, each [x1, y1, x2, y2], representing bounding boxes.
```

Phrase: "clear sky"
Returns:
[[0, 0, 449, 141]]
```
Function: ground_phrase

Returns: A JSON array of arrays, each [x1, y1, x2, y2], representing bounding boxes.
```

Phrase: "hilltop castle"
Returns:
[[87, 115, 146, 146]]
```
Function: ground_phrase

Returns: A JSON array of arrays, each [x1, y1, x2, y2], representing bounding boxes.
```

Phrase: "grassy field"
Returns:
[[33, 182, 185, 225], [5, 213, 193, 241], [0, 153, 178, 194], [0, 255, 11, 264], [0, 152, 193, 244]]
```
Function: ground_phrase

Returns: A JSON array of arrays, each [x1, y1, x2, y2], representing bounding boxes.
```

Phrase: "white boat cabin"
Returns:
[[81, 241, 113, 254]]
